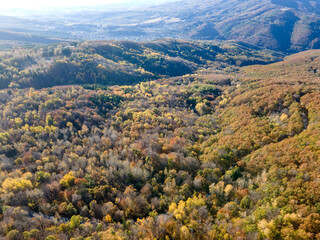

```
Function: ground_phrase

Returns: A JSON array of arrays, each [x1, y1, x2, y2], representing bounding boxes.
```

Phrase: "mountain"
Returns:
[[1, 0, 320, 52], [0, 43, 320, 238], [1, 1, 320, 239], [0, 30, 72, 44], [93, 0, 320, 52], [0, 39, 282, 89]]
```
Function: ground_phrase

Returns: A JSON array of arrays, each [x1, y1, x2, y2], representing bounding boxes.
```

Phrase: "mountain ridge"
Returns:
[[0, 39, 282, 89], [0, 46, 320, 239], [2, 0, 320, 53]]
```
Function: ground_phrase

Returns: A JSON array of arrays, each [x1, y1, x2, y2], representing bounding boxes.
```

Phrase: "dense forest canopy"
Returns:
[[0, 39, 319, 239], [0, 39, 281, 90]]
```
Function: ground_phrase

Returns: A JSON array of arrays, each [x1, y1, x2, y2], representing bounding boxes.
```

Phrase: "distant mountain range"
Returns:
[[1, 0, 320, 53]]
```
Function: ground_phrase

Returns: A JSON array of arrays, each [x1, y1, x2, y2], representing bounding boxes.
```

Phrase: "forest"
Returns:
[[0, 39, 281, 89], [0, 41, 320, 239]]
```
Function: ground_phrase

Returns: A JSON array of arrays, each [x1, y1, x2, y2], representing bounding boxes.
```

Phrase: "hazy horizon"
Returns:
[[0, 0, 177, 15]]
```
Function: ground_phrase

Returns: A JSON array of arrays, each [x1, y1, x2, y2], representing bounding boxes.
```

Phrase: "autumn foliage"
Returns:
[[0, 42, 319, 239]]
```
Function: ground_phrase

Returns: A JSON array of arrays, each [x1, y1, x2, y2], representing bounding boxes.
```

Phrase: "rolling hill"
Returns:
[[95, 0, 320, 52], [0, 39, 282, 89], [1, 1, 320, 238], [1, 0, 320, 53], [0, 42, 320, 238]]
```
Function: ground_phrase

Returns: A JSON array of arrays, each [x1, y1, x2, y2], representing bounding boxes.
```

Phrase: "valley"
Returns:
[[1, 0, 320, 239], [1, 0, 320, 52], [0, 39, 319, 239]]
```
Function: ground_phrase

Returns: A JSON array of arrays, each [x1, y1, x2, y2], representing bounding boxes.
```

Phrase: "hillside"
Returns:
[[1, 0, 320, 52], [0, 39, 281, 89], [0, 43, 320, 239]]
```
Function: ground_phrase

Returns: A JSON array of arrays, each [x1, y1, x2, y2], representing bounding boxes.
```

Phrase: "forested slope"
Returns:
[[0, 45, 320, 239], [0, 39, 281, 89]]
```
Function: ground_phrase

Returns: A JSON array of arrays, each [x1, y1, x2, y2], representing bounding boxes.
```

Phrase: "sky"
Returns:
[[0, 0, 170, 10]]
